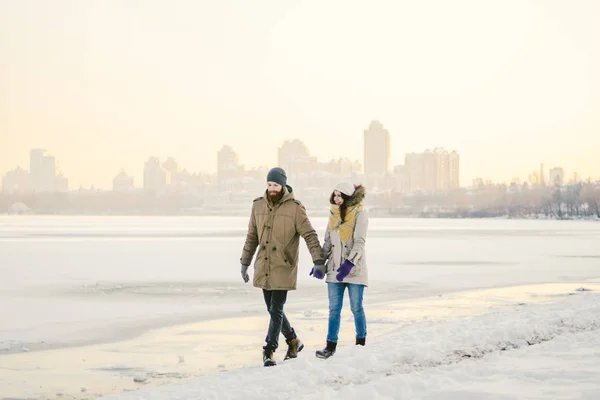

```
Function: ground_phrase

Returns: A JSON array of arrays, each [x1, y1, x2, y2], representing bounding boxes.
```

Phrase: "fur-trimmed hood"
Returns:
[[331, 184, 366, 207]]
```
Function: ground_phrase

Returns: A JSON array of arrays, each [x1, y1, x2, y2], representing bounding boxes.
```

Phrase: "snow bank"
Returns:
[[99, 291, 600, 400]]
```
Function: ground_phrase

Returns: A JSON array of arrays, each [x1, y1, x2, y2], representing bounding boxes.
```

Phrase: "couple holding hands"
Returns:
[[240, 167, 369, 367]]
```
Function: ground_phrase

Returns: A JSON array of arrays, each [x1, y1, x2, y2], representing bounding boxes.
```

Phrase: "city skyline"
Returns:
[[2, 137, 595, 195], [1, 1, 599, 190], [2, 120, 599, 191], [2, 142, 598, 219]]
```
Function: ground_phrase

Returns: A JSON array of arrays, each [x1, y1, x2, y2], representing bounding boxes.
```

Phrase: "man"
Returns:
[[240, 167, 325, 367]]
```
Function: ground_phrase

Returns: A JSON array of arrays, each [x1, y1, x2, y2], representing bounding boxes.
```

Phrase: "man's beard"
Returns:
[[268, 189, 284, 202]]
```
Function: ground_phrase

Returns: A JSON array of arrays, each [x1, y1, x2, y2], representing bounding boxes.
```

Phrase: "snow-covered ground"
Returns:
[[99, 289, 600, 400], [1, 216, 599, 399]]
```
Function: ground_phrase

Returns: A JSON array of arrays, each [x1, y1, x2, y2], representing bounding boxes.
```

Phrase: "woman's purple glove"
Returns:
[[336, 260, 354, 281]]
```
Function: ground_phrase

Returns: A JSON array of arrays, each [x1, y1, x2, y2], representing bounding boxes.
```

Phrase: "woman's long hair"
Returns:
[[330, 191, 351, 222]]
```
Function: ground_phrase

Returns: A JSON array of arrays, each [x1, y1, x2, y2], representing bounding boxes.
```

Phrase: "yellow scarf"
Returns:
[[328, 203, 363, 242]]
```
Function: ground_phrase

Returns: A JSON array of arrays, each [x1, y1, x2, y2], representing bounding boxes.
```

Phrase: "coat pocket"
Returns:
[[343, 238, 354, 257], [282, 242, 294, 268], [349, 263, 361, 278]]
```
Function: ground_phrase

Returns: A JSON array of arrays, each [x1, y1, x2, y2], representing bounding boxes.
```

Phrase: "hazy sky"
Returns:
[[1, 0, 599, 189]]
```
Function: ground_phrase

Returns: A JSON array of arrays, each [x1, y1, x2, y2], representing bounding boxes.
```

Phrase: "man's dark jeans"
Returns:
[[262, 289, 297, 351]]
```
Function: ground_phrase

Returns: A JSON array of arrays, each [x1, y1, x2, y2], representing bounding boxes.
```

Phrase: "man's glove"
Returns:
[[241, 264, 250, 283], [309, 261, 327, 280]]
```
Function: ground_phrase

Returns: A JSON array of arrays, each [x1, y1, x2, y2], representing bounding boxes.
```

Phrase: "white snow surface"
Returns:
[[2, 216, 600, 399], [99, 291, 600, 400]]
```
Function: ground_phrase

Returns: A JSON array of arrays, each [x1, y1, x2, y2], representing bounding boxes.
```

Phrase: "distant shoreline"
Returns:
[[2, 211, 598, 221]]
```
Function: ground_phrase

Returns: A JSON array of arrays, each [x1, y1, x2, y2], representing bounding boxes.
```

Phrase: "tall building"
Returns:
[[404, 152, 425, 192], [55, 172, 69, 192], [403, 148, 459, 193], [528, 170, 541, 186], [321, 158, 362, 174], [30, 149, 57, 192], [549, 167, 565, 186], [217, 145, 242, 186], [143, 157, 167, 194], [449, 151, 460, 189], [113, 169, 134, 191], [423, 149, 438, 191], [163, 157, 179, 185], [2, 166, 30, 194], [540, 163, 546, 186], [363, 120, 391, 175], [29, 149, 44, 190], [392, 165, 405, 192], [277, 139, 318, 178]]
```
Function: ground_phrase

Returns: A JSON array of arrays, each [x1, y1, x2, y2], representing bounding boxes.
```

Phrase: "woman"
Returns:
[[311, 182, 368, 359]]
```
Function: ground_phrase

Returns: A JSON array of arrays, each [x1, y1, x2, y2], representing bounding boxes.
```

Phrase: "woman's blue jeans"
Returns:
[[326, 282, 367, 343]]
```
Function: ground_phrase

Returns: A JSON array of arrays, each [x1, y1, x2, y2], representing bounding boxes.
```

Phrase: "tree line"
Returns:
[[392, 182, 600, 219]]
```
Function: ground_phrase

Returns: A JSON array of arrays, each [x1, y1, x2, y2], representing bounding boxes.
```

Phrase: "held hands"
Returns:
[[241, 264, 250, 283], [336, 260, 354, 282], [309, 261, 327, 280]]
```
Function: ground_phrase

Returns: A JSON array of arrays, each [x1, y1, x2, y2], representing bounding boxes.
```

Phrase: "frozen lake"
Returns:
[[1, 216, 600, 399], [1, 215, 599, 353]]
